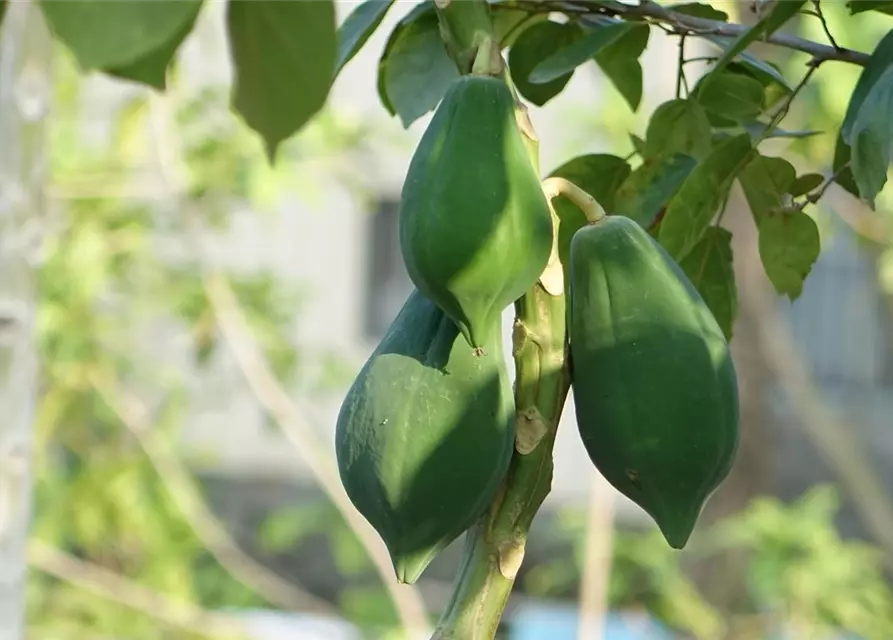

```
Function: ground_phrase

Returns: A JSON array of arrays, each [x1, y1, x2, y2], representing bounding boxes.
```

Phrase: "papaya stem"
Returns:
[[432, 287, 570, 640], [541, 177, 606, 223]]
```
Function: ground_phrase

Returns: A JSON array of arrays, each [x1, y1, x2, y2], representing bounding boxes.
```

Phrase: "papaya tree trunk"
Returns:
[[0, 3, 52, 638]]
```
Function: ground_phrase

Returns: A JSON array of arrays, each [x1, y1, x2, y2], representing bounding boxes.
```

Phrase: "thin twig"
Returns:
[[508, 0, 870, 66], [142, 92, 431, 636], [676, 35, 686, 100], [203, 274, 432, 636], [810, 0, 840, 51], [576, 473, 614, 640], [738, 251, 893, 572], [28, 540, 248, 640], [88, 370, 337, 616]]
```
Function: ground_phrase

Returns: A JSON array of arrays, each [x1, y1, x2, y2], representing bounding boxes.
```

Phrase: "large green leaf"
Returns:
[[698, 0, 805, 93], [102, 4, 202, 90], [548, 154, 632, 213], [832, 132, 860, 197], [613, 154, 697, 229], [228, 0, 337, 160], [841, 30, 893, 144], [336, 0, 395, 75], [848, 1, 893, 15], [702, 35, 792, 92], [509, 21, 582, 107], [594, 23, 650, 111], [693, 71, 765, 122], [658, 134, 753, 260], [377, 7, 458, 127], [738, 154, 796, 221], [529, 22, 633, 84], [40, 0, 202, 69], [678, 227, 737, 340], [669, 2, 729, 21], [644, 99, 712, 160], [789, 173, 824, 197], [850, 65, 893, 205], [492, 5, 545, 47], [758, 211, 820, 300]]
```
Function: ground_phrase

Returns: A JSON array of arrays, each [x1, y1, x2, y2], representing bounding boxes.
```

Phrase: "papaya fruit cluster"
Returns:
[[336, 67, 740, 585], [335, 73, 553, 583]]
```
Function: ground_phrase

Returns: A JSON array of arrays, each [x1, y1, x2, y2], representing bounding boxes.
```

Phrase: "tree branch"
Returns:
[[509, 0, 871, 66], [87, 370, 337, 616], [28, 540, 248, 640]]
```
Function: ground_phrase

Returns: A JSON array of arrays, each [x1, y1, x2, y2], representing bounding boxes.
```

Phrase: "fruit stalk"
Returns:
[[431, 285, 571, 639], [433, 0, 495, 74]]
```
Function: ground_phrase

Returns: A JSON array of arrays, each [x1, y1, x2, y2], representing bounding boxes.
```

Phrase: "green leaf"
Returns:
[[693, 71, 765, 122], [40, 0, 202, 69], [669, 2, 729, 21], [377, 8, 458, 127], [102, 4, 201, 90], [594, 23, 650, 111], [659, 133, 753, 259], [644, 99, 713, 160], [833, 132, 860, 197], [738, 122, 821, 140], [841, 30, 893, 144], [725, 60, 790, 108], [790, 173, 824, 197], [850, 64, 893, 204], [702, 35, 792, 92], [614, 154, 697, 228], [0, 1, 6, 28], [492, 6, 544, 47], [228, 0, 337, 160], [548, 154, 632, 213], [529, 22, 633, 84], [699, 0, 806, 93], [509, 21, 583, 107], [629, 133, 646, 156], [738, 154, 796, 221], [758, 211, 821, 300], [336, 0, 394, 74], [678, 227, 737, 340], [848, 0, 893, 15]]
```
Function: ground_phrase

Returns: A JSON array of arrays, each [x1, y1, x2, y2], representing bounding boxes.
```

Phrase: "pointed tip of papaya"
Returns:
[[392, 547, 440, 585], [652, 502, 705, 550]]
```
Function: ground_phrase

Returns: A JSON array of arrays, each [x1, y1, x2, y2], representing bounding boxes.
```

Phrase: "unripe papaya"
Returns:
[[398, 74, 553, 350], [335, 290, 515, 584], [568, 216, 739, 549]]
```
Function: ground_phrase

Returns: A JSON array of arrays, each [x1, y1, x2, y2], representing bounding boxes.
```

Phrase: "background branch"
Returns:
[[510, 0, 870, 66], [87, 371, 337, 616], [28, 540, 248, 640], [576, 474, 614, 640]]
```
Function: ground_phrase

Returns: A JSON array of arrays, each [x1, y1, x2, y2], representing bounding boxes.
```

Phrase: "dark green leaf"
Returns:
[[102, 4, 201, 90], [678, 227, 737, 340], [228, 0, 336, 160], [0, 1, 6, 28], [848, 1, 893, 15], [336, 0, 394, 74], [614, 154, 697, 228], [738, 154, 796, 221], [40, 0, 202, 69], [833, 132, 860, 197], [790, 173, 824, 197], [377, 8, 458, 127], [693, 71, 765, 122], [850, 65, 893, 204], [841, 30, 893, 144], [509, 21, 583, 107], [492, 6, 544, 47], [630, 133, 646, 156], [699, 0, 806, 92], [529, 22, 632, 84], [725, 60, 790, 108], [548, 154, 632, 213], [644, 99, 713, 160], [702, 35, 792, 92], [658, 133, 753, 259], [669, 2, 729, 21], [758, 211, 820, 300], [594, 23, 650, 111]]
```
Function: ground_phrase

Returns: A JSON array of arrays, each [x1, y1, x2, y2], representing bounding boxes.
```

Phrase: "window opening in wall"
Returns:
[[362, 196, 413, 341]]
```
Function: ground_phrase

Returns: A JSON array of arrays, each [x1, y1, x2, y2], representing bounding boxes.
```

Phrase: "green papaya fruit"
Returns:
[[568, 216, 739, 549], [335, 289, 515, 583], [398, 74, 553, 350]]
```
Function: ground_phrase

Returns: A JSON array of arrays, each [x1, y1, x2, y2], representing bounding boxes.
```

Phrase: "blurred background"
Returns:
[[3, 1, 893, 639]]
